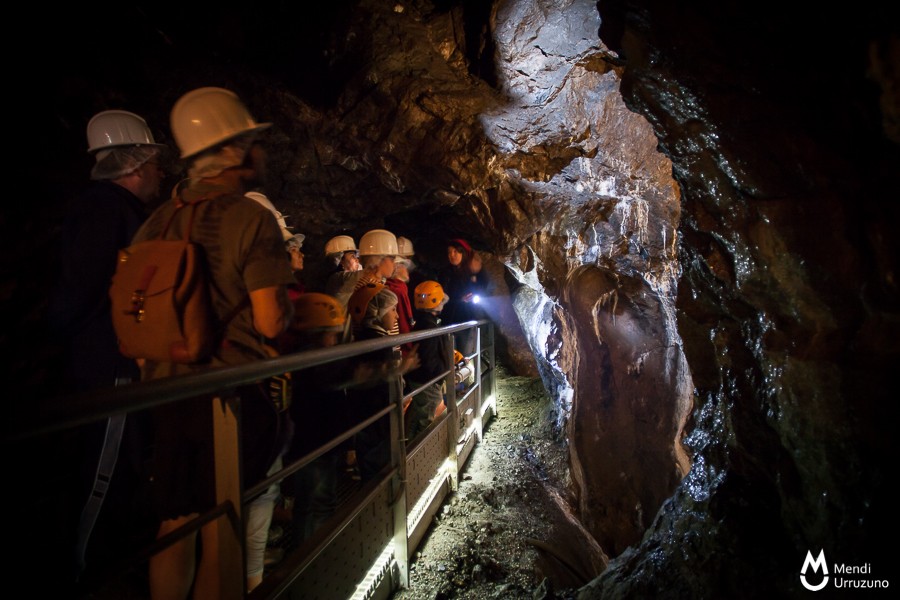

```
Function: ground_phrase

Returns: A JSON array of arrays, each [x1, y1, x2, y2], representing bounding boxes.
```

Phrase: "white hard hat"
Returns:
[[358, 229, 399, 257], [245, 191, 294, 241], [86, 110, 166, 153], [397, 236, 415, 257], [170, 87, 271, 159], [325, 235, 358, 256]]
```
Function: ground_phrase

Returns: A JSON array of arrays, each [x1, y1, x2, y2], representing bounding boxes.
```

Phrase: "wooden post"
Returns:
[[212, 393, 245, 600]]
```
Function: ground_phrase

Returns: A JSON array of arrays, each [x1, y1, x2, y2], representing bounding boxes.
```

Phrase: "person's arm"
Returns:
[[250, 285, 294, 338], [472, 256, 492, 295]]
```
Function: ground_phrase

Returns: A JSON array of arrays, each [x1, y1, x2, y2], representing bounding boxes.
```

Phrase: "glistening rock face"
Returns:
[[577, 0, 898, 597]]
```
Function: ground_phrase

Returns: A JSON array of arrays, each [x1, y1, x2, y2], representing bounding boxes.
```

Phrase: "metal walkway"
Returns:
[[7, 320, 496, 600]]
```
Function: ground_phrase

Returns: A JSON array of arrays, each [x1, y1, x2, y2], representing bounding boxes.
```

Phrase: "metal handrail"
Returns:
[[243, 402, 394, 502], [13, 318, 495, 600], [4, 320, 483, 442]]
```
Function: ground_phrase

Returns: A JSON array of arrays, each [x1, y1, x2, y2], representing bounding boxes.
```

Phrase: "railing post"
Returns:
[[212, 393, 245, 600], [389, 371, 409, 588], [445, 333, 460, 492], [487, 322, 497, 418], [473, 323, 484, 443]]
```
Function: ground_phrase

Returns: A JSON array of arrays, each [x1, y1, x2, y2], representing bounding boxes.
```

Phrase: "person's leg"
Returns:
[[419, 383, 443, 430], [245, 456, 282, 592], [355, 424, 389, 482], [307, 452, 338, 534], [149, 515, 198, 600], [292, 452, 338, 543], [405, 382, 442, 441], [192, 519, 221, 600]]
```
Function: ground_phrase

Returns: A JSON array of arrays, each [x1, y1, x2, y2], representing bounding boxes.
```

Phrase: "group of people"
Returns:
[[50, 86, 492, 599]]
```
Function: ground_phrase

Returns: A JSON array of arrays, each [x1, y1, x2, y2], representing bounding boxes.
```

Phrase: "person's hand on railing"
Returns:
[[399, 344, 420, 375], [351, 362, 379, 386]]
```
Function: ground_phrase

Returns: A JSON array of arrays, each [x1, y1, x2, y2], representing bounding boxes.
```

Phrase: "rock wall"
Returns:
[[578, 1, 898, 597], [485, 0, 693, 554]]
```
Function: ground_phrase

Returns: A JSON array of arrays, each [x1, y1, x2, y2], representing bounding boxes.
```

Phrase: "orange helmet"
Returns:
[[348, 283, 385, 325], [291, 293, 346, 331], [414, 280, 447, 310]]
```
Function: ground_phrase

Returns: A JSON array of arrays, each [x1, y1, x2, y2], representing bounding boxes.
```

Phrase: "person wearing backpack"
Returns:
[[131, 87, 295, 598]]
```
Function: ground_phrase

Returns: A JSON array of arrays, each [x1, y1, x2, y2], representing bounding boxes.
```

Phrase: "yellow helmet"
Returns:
[[291, 293, 346, 331], [414, 280, 447, 310]]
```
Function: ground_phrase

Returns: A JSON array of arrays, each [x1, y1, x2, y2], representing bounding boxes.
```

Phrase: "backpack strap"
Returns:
[[160, 195, 210, 241], [162, 188, 250, 345]]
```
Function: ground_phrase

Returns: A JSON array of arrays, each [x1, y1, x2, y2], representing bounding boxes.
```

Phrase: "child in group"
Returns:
[[405, 281, 452, 440], [346, 283, 419, 480], [385, 254, 415, 348], [281, 293, 351, 543], [323, 235, 361, 305]]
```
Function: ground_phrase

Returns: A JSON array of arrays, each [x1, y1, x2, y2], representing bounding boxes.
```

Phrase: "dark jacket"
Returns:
[[48, 181, 148, 390], [288, 359, 353, 460], [438, 263, 490, 326], [406, 311, 450, 384]]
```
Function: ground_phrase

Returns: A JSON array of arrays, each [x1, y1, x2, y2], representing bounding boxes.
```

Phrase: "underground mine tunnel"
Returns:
[[5, 0, 897, 597]]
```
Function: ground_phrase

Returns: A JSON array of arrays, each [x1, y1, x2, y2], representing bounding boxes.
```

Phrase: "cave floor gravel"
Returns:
[[392, 363, 591, 600]]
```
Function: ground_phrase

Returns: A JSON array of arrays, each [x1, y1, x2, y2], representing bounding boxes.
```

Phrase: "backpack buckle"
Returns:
[[126, 290, 146, 323]]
